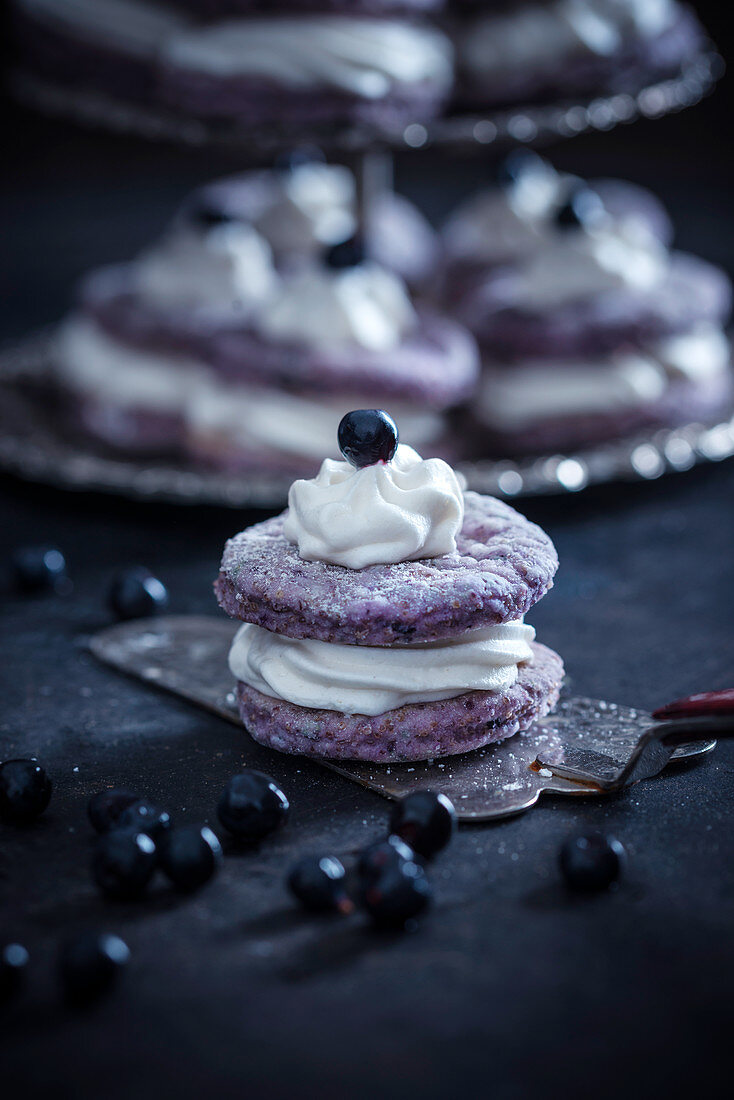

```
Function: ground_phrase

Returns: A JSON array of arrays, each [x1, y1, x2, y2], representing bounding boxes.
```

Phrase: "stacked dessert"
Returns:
[[215, 409, 564, 762], [55, 160, 478, 475], [439, 152, 732, 455], [451, 0, 705, 108], [12, 0, 455, 130]]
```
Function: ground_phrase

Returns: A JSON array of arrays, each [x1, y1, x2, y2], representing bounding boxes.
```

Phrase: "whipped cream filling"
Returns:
[[57, 317, 205, 412], [256, 263, 416, 353], [57, 319, 444, 457], [283, 444, 464, 569], [18, 0, 189, 55], [163, 18, 453, 98], [477, 327, 731, 429], [510, 221, 668, 309], [228, 619, 536, 716], [254, 163, 356, 255], [462, 0, 676, 81], [135, 223, 277, 313]]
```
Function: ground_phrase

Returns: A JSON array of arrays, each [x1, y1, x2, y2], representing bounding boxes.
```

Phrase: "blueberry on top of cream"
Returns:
[[337, 409, 398, 469], [555, 186, 607, 230]]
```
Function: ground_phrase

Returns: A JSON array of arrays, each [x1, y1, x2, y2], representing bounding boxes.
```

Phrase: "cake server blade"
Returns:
[[89, 615, 719, 822]]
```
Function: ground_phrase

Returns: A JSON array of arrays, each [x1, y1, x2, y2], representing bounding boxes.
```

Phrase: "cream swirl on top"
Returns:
[[256, 263, 415, 352], [254, 163, 356, 256], [512, 219, 669, 309], [135, 222, 277, 313], [228, 620, 536, 716], [283, 444, 464, 569], [163, 18, 453, 99]]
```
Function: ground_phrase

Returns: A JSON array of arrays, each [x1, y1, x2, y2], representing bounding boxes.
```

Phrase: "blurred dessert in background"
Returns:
[[12, 0, 455, 130], [438, 152, 732, 455], [53, 160, 478, 476], [12, 0, 710, 127], [452, 0, 705, 107]]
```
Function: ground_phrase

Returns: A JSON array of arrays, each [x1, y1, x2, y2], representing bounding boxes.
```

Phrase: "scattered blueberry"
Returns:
[[1, 943, 29, 1002], [338, 409, 399, 469], [108, 567, 169, 621], [288, 856, 353, 914], [495, 149, 545, 190], [0, 759, 52, 824], [357, 835, 417, 888], [217, 770, 289, 841], [159, 825, 222, 892], [116, 799, 171, 841], [361, 857, 433, 929], [559, 832, 626, 892], [325, 234, 365, 269], [92, 829, 158, 900], [12, 546, 68, 594], [389, 790, 456, 860], [58, 932, 130, 1006], [87, 788, 139, 834], [555, 187, 606, 230]]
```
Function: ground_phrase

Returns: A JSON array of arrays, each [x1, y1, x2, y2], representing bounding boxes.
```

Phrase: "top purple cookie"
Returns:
[[215, 490, 558, 646]]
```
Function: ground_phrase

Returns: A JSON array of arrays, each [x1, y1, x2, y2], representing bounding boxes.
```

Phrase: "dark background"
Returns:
[[1, 4, 733, 1098]]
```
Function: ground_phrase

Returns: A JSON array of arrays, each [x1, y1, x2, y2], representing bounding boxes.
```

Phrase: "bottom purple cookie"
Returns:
[[235, 642, 564, 763]]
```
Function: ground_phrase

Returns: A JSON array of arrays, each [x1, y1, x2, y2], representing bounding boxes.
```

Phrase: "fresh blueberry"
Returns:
[[287, 855, 353, 914], [159, 825, 222, 891], [559, 832, 626, 892], [389, 790, 456, 860], [108, 567, 169, 621], [357, 835, 417, 888], [0, 759, 52, 824], [87, 789, 139, 834], [1, 943, 29, 1002], [217, 770, 289, 841], [12, 546, 68, 594], [361, 857, 433, 928], [338, 409, 399, 469], [92, 829, 158, 900], [58, 932, 130, 1006], [116, 799, 171, 841], [325, 235, 365, 270], [495, 149, 546, 190], [555, 187, 606, 230]]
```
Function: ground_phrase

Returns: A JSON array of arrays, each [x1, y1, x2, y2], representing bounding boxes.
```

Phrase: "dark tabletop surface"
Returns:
[[1, 40, 734, 1098]]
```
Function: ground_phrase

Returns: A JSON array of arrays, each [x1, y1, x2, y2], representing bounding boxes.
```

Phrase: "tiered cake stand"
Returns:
[[2, 48, 732, 507]]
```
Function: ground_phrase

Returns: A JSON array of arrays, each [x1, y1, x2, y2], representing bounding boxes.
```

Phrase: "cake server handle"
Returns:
[[535, 688, 734, 792]]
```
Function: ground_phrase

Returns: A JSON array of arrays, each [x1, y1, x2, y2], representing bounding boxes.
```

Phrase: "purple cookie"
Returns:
[[80, 269, 479, 409], [235, 641, 564, 762], [455, 5, 704, 109], [215, 491, 559, 646], [453, 253, 731, 360], [68, 394, 184, 456]]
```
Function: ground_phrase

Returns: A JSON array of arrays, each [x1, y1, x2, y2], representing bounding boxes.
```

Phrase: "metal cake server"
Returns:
[[89, 615, 730, 822]]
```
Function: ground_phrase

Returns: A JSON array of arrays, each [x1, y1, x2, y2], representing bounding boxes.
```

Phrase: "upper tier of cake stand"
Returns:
[[10, 48, 722, 162]]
